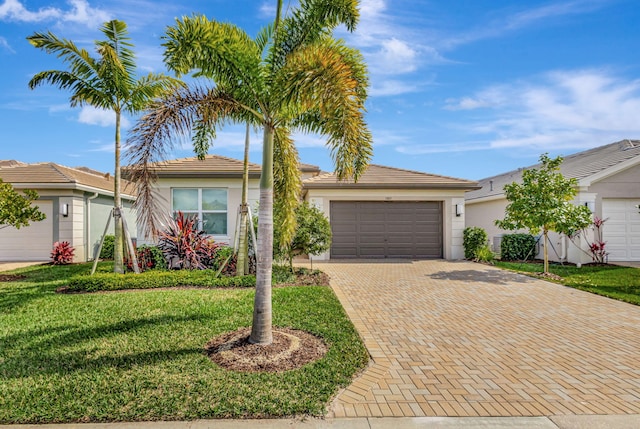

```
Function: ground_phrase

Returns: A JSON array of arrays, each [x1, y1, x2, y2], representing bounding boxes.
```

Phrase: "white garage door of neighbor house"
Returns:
[[0, 201, 53, 261], [602, 199, 640, 261]]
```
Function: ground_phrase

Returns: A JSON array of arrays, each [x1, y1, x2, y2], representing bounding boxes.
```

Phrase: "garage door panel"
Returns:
[[359, 234, 386, 244], [602, 199, 640, 261], [330, 201, 442, 259], [0, 201, 53, 261], [360, 223, 386, 233]]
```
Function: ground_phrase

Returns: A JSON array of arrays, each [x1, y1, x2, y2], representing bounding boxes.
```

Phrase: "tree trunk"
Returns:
[[543, 229, 549, 274], [237, 123, 250, 276], [250, 125, 274, 345], [113, 110, 125, 274]]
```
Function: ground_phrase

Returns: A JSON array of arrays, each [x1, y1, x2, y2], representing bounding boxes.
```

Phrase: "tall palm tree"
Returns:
[[28, 20, 183, 273], [127, 0, 372, 344]]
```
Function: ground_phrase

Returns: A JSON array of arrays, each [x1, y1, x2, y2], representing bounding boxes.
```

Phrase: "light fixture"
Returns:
[[60, 203, 69, 217], [636, 204, 640, 214], [455, 203, 465, 217], [584, 201, 595, 213]]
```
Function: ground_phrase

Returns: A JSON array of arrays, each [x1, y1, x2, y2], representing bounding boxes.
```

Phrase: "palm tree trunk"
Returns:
[[250, 125, 274, 345], [237, 123, 250, 276], [113, 110, 125, 274]]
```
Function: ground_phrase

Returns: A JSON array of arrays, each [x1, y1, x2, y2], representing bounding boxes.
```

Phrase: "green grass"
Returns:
[[495, 261, 640, 305], [0, 263, 368, 423]]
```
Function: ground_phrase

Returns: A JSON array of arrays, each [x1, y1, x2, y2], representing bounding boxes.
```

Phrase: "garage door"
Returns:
[[0, 201, 53, 261], [602, 199, 640, 261], [330, 201, 442, 259]]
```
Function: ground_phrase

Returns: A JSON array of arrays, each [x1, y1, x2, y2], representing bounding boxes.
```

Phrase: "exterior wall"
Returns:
[[140, 177, 260, 246], [464, 198, 511, 252], [305, 188, 468, 260], [588, 165, 640, 200], [87, 196, 136, 261]]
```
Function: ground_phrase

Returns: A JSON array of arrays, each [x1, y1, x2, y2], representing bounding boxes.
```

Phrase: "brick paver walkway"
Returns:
[[314, 260, 640, 418]]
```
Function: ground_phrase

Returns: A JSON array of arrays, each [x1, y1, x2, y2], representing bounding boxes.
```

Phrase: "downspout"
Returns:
[[86, 192, 99, 261]]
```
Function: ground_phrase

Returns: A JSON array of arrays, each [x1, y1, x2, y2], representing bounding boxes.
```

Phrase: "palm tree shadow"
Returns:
[[1, 314, 211, 379], [427, 268, 535, 285]]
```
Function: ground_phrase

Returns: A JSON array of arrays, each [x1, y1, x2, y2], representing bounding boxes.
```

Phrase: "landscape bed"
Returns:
[[0, 262, 368, 423]]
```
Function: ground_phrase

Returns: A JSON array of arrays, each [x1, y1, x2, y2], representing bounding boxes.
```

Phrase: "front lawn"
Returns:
[[0, 263, 368, 423], [495, 261, 640, 305]]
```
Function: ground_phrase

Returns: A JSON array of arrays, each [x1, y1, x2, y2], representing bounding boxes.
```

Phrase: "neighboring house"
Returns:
[[0, 162, 136, 262], [138, 155, 480, 260], [465, 139, 640, 264]]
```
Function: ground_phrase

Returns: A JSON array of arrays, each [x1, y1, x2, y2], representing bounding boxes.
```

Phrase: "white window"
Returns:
[[171, 188, 228, 235]]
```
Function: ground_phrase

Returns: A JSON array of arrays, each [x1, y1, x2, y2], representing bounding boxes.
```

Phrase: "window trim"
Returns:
[[171, 188, 228, 236]]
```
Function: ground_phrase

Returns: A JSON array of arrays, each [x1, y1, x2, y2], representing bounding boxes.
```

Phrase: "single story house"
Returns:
[[465, 139, 640, 264], [0, 161, 136, 262], [137, 155, 479, 260]]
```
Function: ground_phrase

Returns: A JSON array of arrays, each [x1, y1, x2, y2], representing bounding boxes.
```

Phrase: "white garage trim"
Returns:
[[0, 200, 53, 261], [602, 199, 640, 261]]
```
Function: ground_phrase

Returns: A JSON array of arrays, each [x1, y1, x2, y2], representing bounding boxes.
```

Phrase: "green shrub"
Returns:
[[272, 264, 297, 284], [99, 235, 115, 259], [500, 233, 536, 261], [463, 227, 488, 259], [474, 245, 495, 264], [125, 245, 167, 272], [67, 270, 256, 292]]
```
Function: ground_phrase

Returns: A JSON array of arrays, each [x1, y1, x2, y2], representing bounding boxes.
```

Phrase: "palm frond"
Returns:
[[126, 85, 248, 239], [273, 127, 301, 248], [27, 31, 98, 87], [270, 0, 359, 71], [275, 38, 372, 180]]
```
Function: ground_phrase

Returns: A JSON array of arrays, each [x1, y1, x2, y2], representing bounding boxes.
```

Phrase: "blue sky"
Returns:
[[1, 0, 639, 180]]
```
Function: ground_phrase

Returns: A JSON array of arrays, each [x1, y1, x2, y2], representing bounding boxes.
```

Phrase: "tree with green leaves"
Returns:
[[0, 180, 46, 230], [274, 201, 332, 270], [495, 154, 592, 273], [127, 0, 372, 344], [28, 20, 183, 274]]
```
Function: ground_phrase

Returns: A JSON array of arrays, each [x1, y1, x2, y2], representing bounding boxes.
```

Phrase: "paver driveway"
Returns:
[[313, 260, 640, 418]]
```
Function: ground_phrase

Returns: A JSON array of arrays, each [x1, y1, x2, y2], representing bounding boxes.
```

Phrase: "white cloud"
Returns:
[[441, 0, 609, 49], [396, 141, 492, 155], [0, 0, 60, 21], [370, 80, 419, 97], [371, 38, 417, 75], [0, 0, 109, 27], [450, 69, 640, 151], [78, 106, 130, 128], [0, 36, 14, 53], [63, 0, 110, 28]]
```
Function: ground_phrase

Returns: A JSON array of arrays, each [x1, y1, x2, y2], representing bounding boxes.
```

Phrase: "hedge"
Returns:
[[463, 226, 488, 259], [66, 270, 256, 292], [500, 233, 536, 261]]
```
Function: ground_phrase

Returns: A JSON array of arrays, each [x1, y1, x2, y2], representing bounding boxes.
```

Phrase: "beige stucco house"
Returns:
[[137, 155, 479, 260], [0, 161, 136, 262], [465, 139, 640, 264]]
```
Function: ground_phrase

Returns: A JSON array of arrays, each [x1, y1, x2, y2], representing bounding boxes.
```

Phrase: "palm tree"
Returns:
[[28, 20, 183, 273], [127, 0, 372, 344]]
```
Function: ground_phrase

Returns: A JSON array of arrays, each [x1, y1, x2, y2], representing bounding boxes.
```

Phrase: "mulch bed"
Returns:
[[205, 327, 327, 373]]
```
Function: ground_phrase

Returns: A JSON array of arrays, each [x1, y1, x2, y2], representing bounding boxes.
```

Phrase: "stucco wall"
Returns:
[[139, 177, 260, 247], [305, 188, 468, 260]]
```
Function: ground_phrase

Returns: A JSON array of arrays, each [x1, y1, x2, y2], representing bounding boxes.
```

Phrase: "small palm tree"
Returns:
[[28, 20, 183, 273], [127, 0, 372, 344]]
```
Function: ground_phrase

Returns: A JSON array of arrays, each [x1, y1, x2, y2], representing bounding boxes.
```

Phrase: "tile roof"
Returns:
[[466, 139, 640, 201], [0, 160, 26, 168], [303, 164, 479, 189], [0, 162, 135, 196], [136, 155, 262, 177], [299, 162, 321, 173]]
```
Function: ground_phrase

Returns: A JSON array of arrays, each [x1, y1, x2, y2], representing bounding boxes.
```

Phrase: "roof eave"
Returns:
[[303, 183, 480, 190]]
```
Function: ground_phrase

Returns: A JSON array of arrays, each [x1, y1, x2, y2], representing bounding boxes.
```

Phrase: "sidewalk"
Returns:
[[0, 261, 43, 272], [3, 415, 640, 429]]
